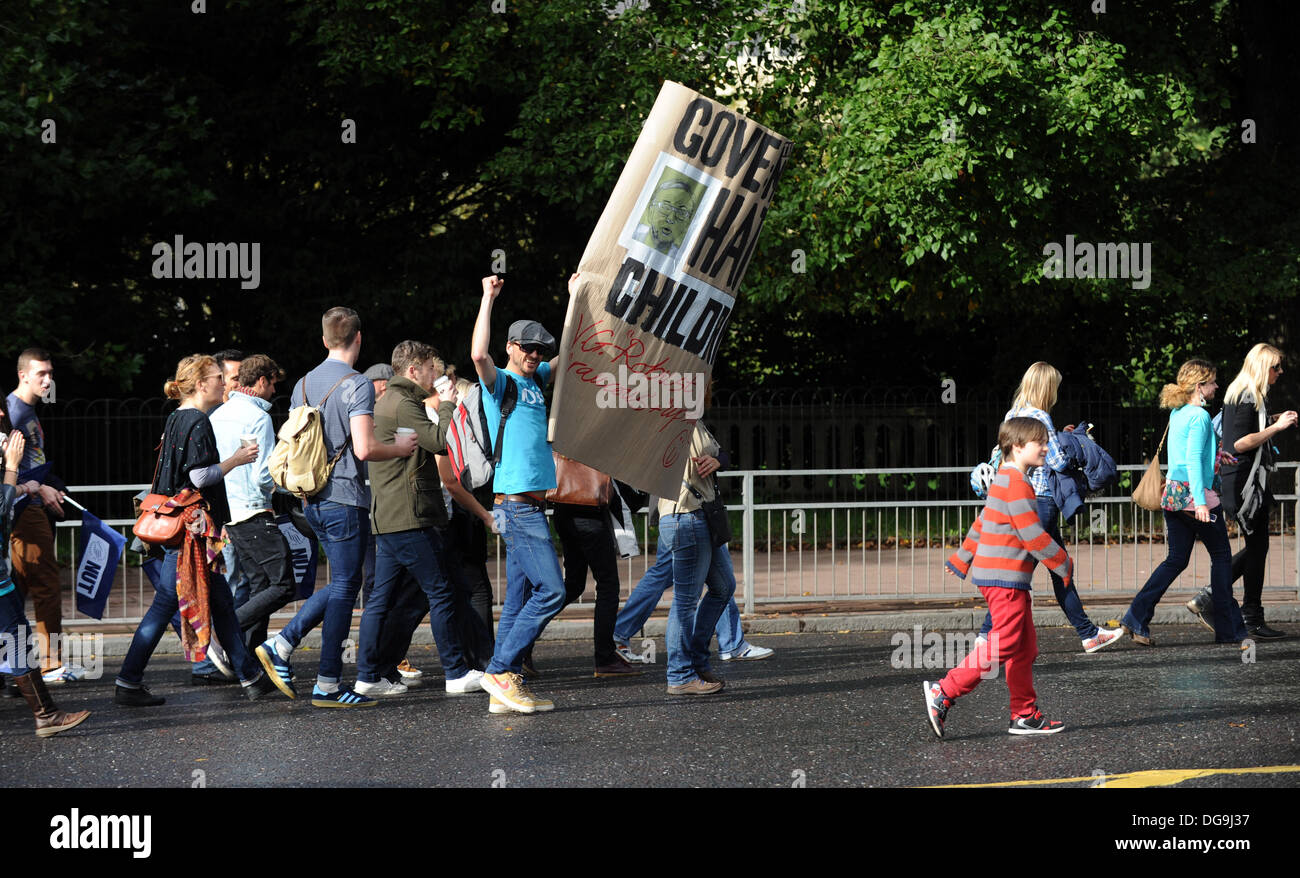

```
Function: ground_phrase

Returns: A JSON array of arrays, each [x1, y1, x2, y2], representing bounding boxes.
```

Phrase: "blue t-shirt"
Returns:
[[290, 358, 374, 508], [481, 363, 555, 495], [5, 393, 47, 508]]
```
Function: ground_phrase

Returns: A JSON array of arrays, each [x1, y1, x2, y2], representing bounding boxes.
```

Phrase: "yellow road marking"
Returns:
[[924, 765, 1300, 788]]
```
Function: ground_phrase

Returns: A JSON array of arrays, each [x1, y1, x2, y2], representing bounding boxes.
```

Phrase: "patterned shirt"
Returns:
[[1002, 405, 1069, 498], [947, 466, 1073, 591]]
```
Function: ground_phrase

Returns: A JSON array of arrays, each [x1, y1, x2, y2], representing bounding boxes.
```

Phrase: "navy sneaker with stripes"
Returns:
[[310, 686, 377, 708], [255, 641, 297, 700]]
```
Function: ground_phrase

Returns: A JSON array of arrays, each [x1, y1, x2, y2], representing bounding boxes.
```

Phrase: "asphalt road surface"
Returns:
[[4, 627, 1297, 789]]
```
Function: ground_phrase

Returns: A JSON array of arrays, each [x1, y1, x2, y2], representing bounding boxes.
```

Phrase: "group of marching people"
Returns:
[[1, 273, 777, 736], [1, 324, 1291, 738], [926, 346, 1295, 738]]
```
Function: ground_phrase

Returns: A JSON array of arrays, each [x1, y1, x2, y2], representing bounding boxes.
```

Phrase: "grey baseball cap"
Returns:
[[363, 363, 395, 381], [507, 320, 556, 351]]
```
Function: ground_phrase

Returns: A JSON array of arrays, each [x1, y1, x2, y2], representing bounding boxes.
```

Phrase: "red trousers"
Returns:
[[940, 586, 1038, 718]]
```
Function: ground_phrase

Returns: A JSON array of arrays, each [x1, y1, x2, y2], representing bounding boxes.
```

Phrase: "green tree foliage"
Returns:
[[0, 0, 1295, 402]]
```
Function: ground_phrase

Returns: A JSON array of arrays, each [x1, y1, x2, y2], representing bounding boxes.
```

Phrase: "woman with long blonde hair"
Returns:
[[1122, 359, 1248, 645], [974, 362, 1123, 653], [1187, 344, 1296, 638]]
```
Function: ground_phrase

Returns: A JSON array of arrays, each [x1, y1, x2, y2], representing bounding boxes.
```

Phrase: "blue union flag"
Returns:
[[75, 509, 126, 619]]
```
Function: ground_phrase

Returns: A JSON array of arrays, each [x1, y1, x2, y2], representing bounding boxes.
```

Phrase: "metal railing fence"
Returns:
[[47, 463, 1299, 627]]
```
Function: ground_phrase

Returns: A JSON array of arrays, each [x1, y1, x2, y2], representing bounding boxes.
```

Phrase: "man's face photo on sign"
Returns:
[[634, 171, 704, 256]]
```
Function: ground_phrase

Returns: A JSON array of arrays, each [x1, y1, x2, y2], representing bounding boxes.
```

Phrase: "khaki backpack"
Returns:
[[269, 373, 356, 500]]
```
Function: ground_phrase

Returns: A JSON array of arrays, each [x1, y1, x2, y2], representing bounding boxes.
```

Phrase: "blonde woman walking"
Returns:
[[1187, 344, 1296, 639], [1122, 359, 1248, 645], [976, 362, 1123, 653]]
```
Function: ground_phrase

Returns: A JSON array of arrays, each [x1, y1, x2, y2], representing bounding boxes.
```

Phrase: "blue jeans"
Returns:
[[979, 497, 1097, 641], [117, 547, 261, 685], [710, 551, 745, 654], [1124, 510, 1248, 641], [192, 540, 249, 674], [279, 500, 369, 683], [614, 525, 744, 654], [658, 512, 734, 685], [0, 587, 33, 677], [357, 528, 468, 682], [484, 500, 566, 676]]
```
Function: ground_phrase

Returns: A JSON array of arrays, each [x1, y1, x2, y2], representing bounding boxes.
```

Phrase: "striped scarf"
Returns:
[[175, 500, 226, 663]]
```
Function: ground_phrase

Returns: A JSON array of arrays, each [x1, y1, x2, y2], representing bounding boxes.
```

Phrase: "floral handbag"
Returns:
[[1160, 444, 1229, 513]]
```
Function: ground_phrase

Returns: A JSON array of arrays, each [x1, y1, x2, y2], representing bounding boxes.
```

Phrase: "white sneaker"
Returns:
[[719, 642, 774, 661], [353, 678, 409, 697], [41, 664, 87, 684], [206, 642, 235, 679], [614, 642, 650, 664], [445, 669, 486, 695], [1082, 626, 1125, 654], [396, 660, 423, 680]]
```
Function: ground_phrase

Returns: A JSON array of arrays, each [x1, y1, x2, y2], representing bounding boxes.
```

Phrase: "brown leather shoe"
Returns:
[[695, 668, 725, 685], [1122, 625, 1154, 647], [14, 672, 91, 738], [667, 677, 724, 696], [593, 657, 643, 678]]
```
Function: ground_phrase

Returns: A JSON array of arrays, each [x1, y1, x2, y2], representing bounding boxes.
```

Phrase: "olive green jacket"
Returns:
[[369, 376, 456, 534]]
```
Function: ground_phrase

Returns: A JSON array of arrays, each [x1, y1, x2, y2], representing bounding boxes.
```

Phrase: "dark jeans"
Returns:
[[552, 503, 621, 666], [1123, 510, 1248, 641], [1231, 492, 1271, 624], [225, 513, 297, 649], [279, 500, 369, 684], [358, 527, 469, 683], [374, 525, 495, 676], [118, 547, 261, 685], [449, 506, 495, 661], [979, 497, 1097, 641]]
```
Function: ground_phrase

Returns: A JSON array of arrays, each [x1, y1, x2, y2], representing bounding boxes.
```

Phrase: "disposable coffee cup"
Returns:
[[434, 376, 452, 393], [239, 434, 258, 448], [395, 427, 416, 436]]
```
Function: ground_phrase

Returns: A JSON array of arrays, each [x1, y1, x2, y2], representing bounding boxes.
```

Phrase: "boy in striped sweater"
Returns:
[[924, 417, 1072, 737]]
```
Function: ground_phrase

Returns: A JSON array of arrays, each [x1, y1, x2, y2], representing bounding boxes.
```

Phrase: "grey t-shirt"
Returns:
[[290, 358, 374, 508]]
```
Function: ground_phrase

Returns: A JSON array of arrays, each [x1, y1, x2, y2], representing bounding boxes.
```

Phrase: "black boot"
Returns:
[[115, 683, 165, 707], [1185, 586, 1214, 632]]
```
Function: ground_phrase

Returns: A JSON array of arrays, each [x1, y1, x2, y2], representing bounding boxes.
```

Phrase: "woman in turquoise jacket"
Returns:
[[1122, 359, 1248, 645]]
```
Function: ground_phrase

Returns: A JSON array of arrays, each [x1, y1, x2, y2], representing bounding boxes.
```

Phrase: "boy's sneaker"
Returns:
[[922, 680, 952, 738], [445, 670, 486, 695], [720, 642, 774, 661], [397, 660, 423, 680], [1008, 708, 1065, 735], [480, 672, 537, 714], [255, 641, 297, 699], [310, 686, 377, 708], [1081, 626, 1124, 654], [615, 642, 651, 664], [354, 678, 408, 697]]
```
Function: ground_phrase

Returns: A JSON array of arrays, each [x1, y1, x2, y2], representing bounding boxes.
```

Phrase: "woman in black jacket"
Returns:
[[1187, 344, 1296, 638]]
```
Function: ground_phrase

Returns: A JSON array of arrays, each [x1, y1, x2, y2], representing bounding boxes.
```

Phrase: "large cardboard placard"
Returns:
[[549, 81, 791, 498]]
